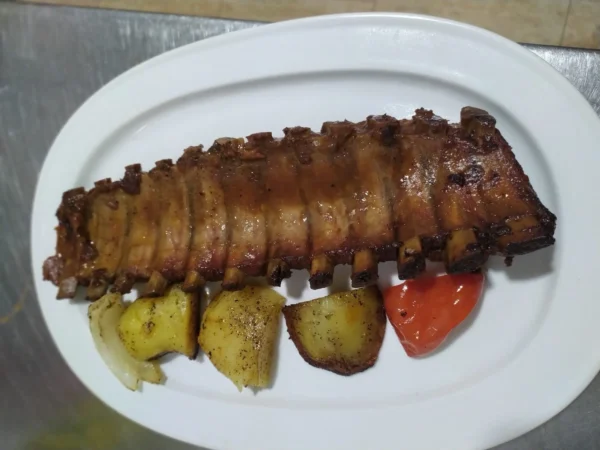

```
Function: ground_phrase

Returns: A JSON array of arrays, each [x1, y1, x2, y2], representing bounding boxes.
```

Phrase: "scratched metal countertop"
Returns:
[[2, 3, 600, 450]]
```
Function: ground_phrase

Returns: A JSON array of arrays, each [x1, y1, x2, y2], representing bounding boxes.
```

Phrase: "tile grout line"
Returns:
[[560, 0, 573, 45]]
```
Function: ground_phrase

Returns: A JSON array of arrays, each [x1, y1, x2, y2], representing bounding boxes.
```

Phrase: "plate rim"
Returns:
[[31, 11, 600, 450]]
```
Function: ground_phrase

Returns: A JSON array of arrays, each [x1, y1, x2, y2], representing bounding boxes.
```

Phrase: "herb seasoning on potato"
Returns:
[[199, 285, 286, 391], [282, 285, 386, 375], [118, 284, 199, 361]]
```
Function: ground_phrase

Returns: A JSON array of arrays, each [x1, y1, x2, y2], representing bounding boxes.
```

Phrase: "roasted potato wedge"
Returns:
[[282, 285, 386, 375], [199, 285, 285, 391], [118, 284, 199, 361], [89, 293, 164, 391]]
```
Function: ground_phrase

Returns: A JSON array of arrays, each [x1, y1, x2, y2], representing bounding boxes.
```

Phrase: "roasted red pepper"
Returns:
[[383, 273, 484, 357]]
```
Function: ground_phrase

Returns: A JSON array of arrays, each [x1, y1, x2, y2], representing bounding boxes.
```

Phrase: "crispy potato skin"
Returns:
[[282, 286, 386, 376], [118, 284, 199, 360], [198, 285, 285, 391]]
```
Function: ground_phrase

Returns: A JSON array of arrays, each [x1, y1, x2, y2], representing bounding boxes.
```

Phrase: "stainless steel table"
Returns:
[[2, 3, 599, 449]]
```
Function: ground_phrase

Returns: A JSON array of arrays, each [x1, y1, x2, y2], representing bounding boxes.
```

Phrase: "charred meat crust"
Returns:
[[44, 107, 556, 299]]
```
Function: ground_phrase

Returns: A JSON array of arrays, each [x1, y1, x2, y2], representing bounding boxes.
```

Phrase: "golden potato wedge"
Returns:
[[118, 284, 199, 361], [282, 285, 386, 375], [199, 285, 285, 391], [89, 293, 164, 391]]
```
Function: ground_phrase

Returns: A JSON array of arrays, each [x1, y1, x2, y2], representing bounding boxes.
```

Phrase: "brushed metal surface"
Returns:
[[1, 3, 599, 450]]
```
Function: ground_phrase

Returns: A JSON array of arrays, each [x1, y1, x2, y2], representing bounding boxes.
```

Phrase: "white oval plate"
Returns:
[[32, 12, 600, 450]]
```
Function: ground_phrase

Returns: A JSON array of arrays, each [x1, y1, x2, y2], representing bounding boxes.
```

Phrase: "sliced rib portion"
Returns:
[[143, 159, 191, 296], [43, 187, 88, 299], [394, 110, 445, 278], [458, 107, 555, 255], [354, 117, 398, 253], [116, 170, 160, 290], [431, 127, 489, 274], [285, 127, 350, 289], [324, 122, 363, 260], [260, 133, 309, 286], [83, 178, 132, 299], [177, 146, 227, 289], [213, 138, 268, 290], [324, 118, 397, 287]]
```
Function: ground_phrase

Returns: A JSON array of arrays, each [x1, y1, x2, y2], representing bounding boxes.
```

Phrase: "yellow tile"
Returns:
[[374, 0, 570, 45], [562, 0, 600, 48], [20, 0, 222, 17], [220, 0, 376, 22]]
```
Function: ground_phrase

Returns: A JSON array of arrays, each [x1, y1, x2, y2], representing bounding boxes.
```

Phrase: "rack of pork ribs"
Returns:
[[43, 107, 556, 300]]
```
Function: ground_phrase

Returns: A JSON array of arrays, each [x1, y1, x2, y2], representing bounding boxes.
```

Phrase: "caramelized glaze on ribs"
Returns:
[[42, 107, 556, 300]]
